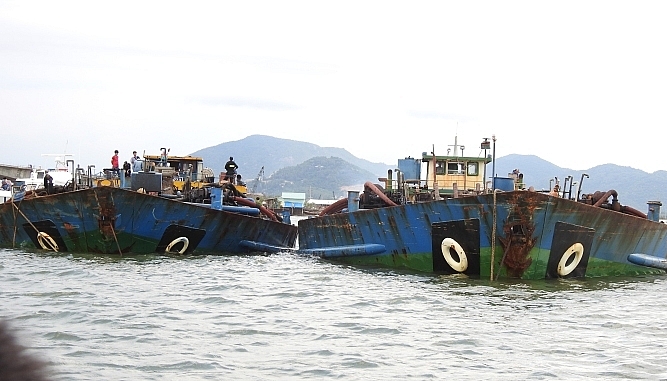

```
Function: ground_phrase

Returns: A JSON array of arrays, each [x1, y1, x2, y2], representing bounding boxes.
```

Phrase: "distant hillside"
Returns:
[[188, 135, 667, 210], [496, 154, 667, 211], [254, 156, 376, 198], [191, 135, 390, 180]]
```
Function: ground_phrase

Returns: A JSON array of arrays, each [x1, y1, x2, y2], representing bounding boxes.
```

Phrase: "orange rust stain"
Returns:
[[498, 193, 540, 277]]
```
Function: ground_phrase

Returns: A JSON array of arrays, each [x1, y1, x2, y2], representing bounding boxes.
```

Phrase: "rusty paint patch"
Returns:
[[499, 222, 536, 277], [497, 193, 540, 277], [97, 213, 116, 239], [62, 221, 82, 248], [95, 190, 117, 240]]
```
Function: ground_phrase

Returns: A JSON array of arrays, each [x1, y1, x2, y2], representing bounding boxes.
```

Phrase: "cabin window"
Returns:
[[447, 162, 464, 175], [467, 162, 479, 176], [435, 161, 446, 175]]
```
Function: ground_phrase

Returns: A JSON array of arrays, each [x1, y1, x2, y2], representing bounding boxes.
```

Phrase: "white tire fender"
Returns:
[[166, 237, 189, 255], [441, 237, 468, 272], [558, 242, 584, 276]]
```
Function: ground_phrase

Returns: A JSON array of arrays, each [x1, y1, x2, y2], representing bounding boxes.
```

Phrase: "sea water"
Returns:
[[2, 248, 667, 380]]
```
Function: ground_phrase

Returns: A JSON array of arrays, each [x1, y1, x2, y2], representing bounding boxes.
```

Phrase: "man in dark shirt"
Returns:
[[224, 157, 238, 182], [43, 171, 53, 194]]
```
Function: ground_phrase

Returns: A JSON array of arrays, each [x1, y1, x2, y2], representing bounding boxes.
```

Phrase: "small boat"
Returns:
[[12, 154, 77, 193], [296, 136, 667, 280]]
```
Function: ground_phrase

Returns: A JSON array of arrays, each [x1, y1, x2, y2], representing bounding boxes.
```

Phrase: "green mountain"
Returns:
[[256, 156, 377, 199], [191, 135, 390, 181], [495, 154, 667, 211]]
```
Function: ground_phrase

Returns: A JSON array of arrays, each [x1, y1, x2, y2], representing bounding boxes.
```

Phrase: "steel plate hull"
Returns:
[[1, 187, 297, 255], [297, 191, 667, 279]]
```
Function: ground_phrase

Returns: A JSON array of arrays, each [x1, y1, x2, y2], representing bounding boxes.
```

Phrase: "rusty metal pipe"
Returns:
[[593, 189, 618, 207], [319, 198, 348, 216], [231, 196, 278, 221], [621, 205, 648, 219], [364, 181, 399, 207]]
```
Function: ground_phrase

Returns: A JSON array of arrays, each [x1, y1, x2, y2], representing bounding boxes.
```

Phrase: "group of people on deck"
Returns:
[[110, 150, 245, 186], [110, 150, 143, 178]]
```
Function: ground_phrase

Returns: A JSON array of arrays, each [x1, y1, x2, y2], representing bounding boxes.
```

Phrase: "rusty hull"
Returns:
[[297, 191, 667, 279], [0, 187, 297, 255]]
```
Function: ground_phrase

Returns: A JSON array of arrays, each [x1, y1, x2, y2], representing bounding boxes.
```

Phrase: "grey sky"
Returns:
[[2, 0, 666, 174]]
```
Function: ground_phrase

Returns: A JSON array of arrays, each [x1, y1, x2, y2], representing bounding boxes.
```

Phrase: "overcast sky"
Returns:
[[2, 1, 666, 176]]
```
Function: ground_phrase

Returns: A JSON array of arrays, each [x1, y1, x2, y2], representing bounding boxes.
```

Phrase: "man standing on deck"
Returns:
[[111, 150, 120, 177], [131, 151, 142, 172], [224, 156, 238, 183], [43, 170, 53, 194]]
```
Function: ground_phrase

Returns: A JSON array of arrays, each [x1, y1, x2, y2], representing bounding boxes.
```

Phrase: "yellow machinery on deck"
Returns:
[[142, 154, 215, 191]]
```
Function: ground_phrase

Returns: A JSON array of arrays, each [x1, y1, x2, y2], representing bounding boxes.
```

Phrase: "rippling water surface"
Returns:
[[2, 248, 667, 380]]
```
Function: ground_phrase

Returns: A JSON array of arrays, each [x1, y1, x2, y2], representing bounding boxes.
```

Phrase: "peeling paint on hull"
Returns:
[[0, 187, 297, 255], [297, 191, 667, 280]]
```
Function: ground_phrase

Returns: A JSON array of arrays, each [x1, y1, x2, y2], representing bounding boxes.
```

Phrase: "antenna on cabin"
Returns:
[[448, 135, 462, 156]]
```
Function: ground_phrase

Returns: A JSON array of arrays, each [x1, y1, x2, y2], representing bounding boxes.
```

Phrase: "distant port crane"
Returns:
[[251, 166, 264, 193]]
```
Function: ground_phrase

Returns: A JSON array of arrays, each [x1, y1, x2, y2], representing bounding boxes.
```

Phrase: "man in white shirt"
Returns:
[[131, 151, 142, 172]]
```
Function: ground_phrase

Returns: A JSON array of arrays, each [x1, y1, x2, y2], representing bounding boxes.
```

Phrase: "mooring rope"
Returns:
[[108, 220, 123, 256], [490, 189, 498, 280], [11, 200, 20, 248], [12, 202, 40, 248], [495, 232, 512, 282]]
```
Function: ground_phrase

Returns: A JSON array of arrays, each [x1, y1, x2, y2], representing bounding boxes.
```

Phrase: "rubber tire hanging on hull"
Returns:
[[156, 225, 206, 254], [165, 237, 190, 254], [432, 219, 480, 276], [441, 238, 468, 272], [23, 220, 68, 252], [545, 222, 594, 279], [37, 232, 59, 251]]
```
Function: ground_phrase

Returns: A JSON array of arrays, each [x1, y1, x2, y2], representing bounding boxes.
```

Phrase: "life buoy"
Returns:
[[37, 231, 59, 252], [558, 242, 584, 276], [441, 237, 468, 272], [166, 237, 189, 254]]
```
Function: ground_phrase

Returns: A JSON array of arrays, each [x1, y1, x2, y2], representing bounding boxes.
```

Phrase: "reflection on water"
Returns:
[[2, 248, 667, 380]]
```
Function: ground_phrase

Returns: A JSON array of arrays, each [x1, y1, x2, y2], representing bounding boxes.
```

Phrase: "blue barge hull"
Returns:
[[297, 191, 667, 279], [0, 186, 297, 255]]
